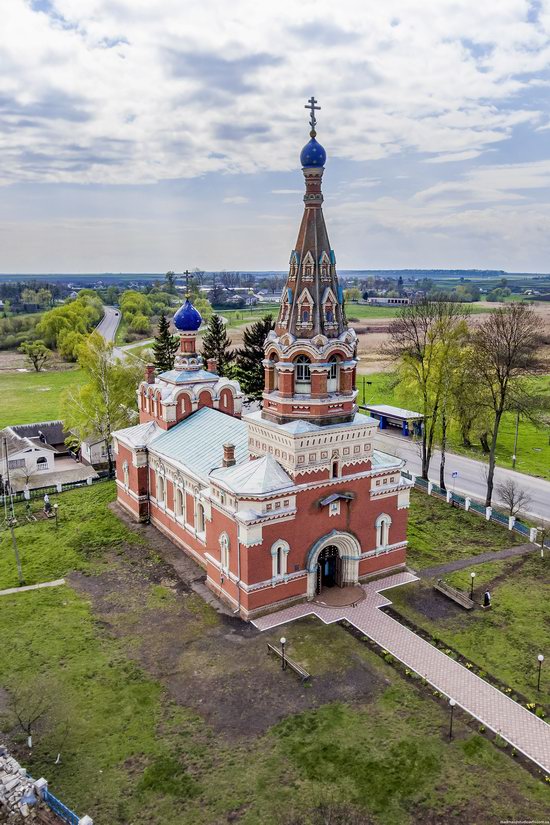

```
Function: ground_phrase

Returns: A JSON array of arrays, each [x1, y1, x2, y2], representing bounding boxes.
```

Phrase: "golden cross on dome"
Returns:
[[305, 96, 320, 132]]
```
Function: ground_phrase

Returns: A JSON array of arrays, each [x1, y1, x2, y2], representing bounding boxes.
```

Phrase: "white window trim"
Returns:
[[375, 513, 392, 549], [219, 532, 230, 572], [271, 540, 290, 579]]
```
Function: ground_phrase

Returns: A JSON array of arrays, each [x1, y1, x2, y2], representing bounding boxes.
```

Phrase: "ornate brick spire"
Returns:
[[261, 100, 358, 427], [275, 102, 346, 341]]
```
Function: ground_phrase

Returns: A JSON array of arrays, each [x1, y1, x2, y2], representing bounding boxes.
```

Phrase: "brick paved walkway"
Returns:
[[253, 572, 550, 773]]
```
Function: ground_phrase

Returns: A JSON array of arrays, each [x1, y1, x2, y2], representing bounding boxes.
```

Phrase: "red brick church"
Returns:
[[113, 102, 411, 619]]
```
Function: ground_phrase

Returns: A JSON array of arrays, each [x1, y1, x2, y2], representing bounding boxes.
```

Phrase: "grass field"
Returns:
[[1, 484, 548, 824], [0, 368, 84, 428], [357, 371, 550, 480], [389, 552, 550, 705], [406, 490, 523, 570]]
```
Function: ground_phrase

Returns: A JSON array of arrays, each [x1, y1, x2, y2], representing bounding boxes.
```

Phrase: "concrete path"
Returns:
[[417, 543, 537, 579], [372, 428, 550, 522], [0, 578, 65, 597], [253, 572, 550, 773]]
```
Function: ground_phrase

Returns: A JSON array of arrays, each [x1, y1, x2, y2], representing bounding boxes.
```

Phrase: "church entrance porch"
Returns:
[[313, 583, 365, 608], [316, 545, 342, 592], [306, 531, 361, 601]]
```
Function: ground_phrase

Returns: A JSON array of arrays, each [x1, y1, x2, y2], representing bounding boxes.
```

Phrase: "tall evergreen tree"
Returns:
[[234, 315, 274, 398], [201, 314, 234, 376], [153, 314, 179, 373]]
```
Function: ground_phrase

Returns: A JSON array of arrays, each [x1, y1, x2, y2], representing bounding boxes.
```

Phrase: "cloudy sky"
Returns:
[[2, 0, 550, 273]]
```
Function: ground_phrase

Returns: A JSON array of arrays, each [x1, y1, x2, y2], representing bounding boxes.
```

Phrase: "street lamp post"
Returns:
[[448, 698, 456, 741], [280, 637, 286, 671], [537, 654, 544, 691], [470, 572, 476, 600], [53, 503, 59, 529]]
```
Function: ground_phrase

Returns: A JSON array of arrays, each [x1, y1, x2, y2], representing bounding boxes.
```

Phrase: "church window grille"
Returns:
[[295, 356, 311, 393], [327, 356, 339, 392]]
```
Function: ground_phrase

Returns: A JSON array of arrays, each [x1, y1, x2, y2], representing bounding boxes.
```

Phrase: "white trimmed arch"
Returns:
[[375, 513, 392, 549], [306, 530, 361, 600]]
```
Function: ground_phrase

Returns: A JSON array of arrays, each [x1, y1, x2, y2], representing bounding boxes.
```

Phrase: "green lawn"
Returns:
[[347, 302, 492, 320], [389, 552, 550, 706], [1, 483, 548, 824], [357, 371, 550, 480], [0, 368, 84, 428], [406, 490, 523, 570]]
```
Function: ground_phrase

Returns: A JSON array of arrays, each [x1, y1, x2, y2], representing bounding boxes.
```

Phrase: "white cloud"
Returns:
[[223, 196, 249, 204], [2, 0, 550, 186], [271, 189, 302, 194]]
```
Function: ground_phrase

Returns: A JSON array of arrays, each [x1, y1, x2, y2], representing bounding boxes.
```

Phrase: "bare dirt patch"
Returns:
[[69, 512, 386, 738]]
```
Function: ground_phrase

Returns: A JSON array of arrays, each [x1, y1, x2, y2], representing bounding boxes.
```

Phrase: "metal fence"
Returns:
[[401, 469, 548, 545], [44, 790, 79, 825], [1, 472, 111, 506]]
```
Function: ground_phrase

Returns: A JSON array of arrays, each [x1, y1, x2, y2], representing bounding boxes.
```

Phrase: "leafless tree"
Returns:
[[9, 682, 53, 749], [496, 478, 530, 516], [192, 268, 205, 285], [220, 271, 241, 289], [472, 304, 543, 506]]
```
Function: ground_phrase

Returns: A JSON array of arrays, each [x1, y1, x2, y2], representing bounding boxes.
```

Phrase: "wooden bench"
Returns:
[[433, 579, 474, 610], [267, 643, 311, 681]]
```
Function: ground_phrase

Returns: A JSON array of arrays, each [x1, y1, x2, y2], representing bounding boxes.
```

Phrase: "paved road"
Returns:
[[374, 429, 550, 523], [254, 572, 550, 773], [95, 305, 121, 343]]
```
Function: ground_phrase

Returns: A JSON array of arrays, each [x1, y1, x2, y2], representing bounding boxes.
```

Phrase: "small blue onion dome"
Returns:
[[173, 297, 202, 331], [300, 136, 326, 168]]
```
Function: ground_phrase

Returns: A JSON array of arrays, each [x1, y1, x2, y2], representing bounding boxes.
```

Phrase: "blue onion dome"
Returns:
[[173, 297, 202, 331], [300, 134, 326, 168]]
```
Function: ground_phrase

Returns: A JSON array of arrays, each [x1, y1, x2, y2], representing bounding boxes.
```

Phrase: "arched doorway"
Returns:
[[316, 545, 341, 593], [306, 531, 361, 600]]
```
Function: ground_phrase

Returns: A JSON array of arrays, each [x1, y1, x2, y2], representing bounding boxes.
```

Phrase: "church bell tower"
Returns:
[[261, 97, 358, 427], [245, 99, 375, 484]]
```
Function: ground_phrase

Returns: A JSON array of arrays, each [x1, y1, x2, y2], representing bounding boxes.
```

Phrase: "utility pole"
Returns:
[[9, 519, 24, 586], [512, 410, 520, 470]]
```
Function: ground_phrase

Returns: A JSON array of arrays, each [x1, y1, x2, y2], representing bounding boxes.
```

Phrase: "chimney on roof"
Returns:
[[223, 443, 236, 467], [207, 358, 218, 373], [145, 364, 156, 384]]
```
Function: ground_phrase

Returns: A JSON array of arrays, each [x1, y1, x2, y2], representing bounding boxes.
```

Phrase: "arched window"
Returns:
[[327, 356, 339, 392], [157, 474, 165, 505], [175, 487, 185, 520], [375, 514, 392, 549], [196, 502, 205, 534], [295, 355, 311, 393], [219, 533, 230, 572], [331, 460, 339, 479], [301, 308, 310, 323], [36, 456, 48, 471], [271, 541, 289, 579], [326, 308, 334, 323]]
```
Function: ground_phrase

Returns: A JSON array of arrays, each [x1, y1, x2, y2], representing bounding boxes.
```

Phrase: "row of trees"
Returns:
[[386, 301, 544, 506], [152, 312, 273, 398], [36, 290, 104, 360]]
